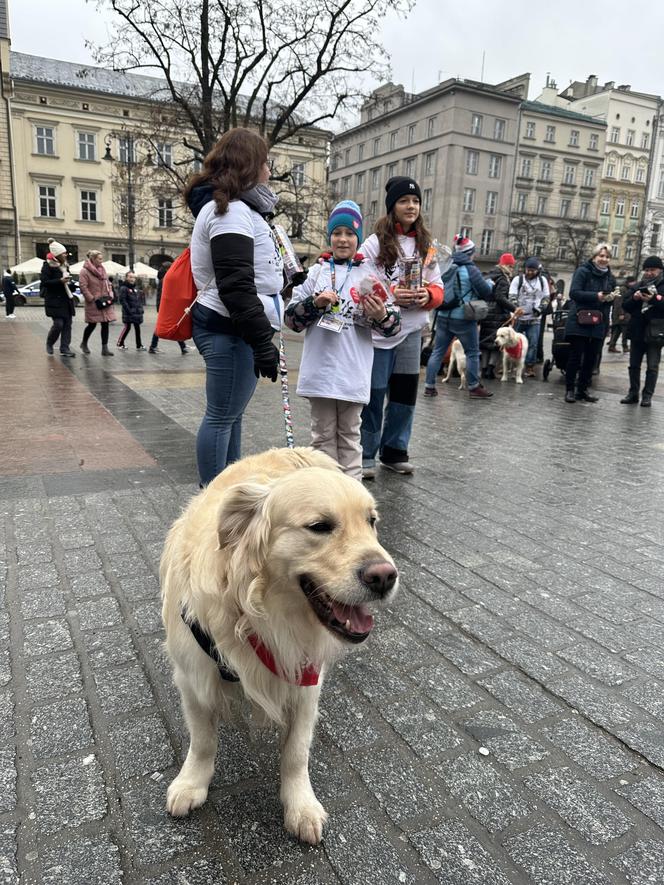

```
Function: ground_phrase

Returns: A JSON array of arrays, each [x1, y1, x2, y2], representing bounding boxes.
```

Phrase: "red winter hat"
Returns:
[[499, 253, 516, 266]]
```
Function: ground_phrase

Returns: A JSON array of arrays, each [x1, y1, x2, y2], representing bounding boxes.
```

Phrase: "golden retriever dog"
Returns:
[[161, 447, 398, 845], [442, 337, 467, 389], [495, 325, 529, 384]]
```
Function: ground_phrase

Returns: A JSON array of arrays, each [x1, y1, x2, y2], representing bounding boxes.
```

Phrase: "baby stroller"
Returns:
[[542, 307, 570, 381]]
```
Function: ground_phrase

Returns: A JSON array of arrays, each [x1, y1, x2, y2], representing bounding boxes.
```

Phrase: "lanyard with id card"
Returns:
[[317, 259, 352, 333]]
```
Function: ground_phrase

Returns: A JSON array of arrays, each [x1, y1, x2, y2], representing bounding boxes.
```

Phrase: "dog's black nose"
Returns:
[[359, 562, 398, 598]]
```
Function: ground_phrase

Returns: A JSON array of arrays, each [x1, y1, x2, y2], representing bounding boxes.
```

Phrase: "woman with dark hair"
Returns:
[[184, 127, 283, 484], [359, 177, 443, 477]]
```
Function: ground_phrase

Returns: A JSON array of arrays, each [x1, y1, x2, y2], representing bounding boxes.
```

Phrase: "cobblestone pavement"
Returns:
[[2, 309, 664, 884]]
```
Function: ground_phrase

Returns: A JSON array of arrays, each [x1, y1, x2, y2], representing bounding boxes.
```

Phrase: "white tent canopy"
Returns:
[[132, 261, 158, 279], [68, 260, 85, 274], [10, 257, 44, 275], [102, 259, 129, 276]]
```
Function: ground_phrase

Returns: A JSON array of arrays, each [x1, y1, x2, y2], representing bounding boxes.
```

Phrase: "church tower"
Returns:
[[0, 0, 17, 266]]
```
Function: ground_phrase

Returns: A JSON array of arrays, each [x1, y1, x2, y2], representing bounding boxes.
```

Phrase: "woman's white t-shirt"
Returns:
[[190, 198, 284, 330]]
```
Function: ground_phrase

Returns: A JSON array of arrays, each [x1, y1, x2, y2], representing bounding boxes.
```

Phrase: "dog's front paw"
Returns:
[[284, 800, 328, 845], [166, 779, 208, 817], [501, 375, 508, 382], [516, 377, 524, 384]]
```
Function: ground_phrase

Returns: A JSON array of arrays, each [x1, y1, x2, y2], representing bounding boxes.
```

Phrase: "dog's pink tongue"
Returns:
[[331, 602, 374, 634]]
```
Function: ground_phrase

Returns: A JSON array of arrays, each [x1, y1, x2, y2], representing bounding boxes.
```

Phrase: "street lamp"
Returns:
[[103, 132, 153, 271]]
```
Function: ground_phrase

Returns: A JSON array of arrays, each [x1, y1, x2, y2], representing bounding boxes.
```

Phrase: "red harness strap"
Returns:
[[248, 634, 320, 686], [505, 339, 524, 360]]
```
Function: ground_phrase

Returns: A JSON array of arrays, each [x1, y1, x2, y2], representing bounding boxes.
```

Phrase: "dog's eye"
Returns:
[[307, 521, 335, 534], [368, 515, 378, 529]]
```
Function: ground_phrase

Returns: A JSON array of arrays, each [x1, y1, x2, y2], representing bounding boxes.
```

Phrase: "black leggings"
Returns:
[[117, 322, 143, 348], [82, 321, 109, 346], [565, 335, 602, 393]]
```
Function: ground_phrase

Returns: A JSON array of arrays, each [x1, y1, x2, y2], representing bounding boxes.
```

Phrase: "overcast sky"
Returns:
[[8, 0, 664, 106]]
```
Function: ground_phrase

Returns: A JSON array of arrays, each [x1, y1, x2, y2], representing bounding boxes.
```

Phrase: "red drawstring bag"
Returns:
[[154, 248, 199, 340]]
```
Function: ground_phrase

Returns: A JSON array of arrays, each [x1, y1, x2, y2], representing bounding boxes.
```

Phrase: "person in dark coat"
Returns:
[[42, 238, 77, 357], [2, 269, 19, 318], [149, 261, 190, 354], [607, 276, 635, 353], [480, 252, 516, 379], [620, 256, 664, 407], [116, 271, 145, 350], [563, 243, 617, 403]]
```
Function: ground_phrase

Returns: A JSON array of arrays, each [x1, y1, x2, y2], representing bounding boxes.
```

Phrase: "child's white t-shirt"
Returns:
[[361, 233, 442, 349], [190, 198, 284, 330]]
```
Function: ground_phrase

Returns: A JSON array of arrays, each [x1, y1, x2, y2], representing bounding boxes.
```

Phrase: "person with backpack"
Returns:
[[508, 257, 550, 378], [184, 127, 283, 485], [423, 235, 494, 399], [359, 176, 444, 478], [149, 262, 191, 354]]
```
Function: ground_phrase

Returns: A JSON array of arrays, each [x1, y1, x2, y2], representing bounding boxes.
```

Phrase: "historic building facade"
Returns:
[[0, 45, 329, 270]]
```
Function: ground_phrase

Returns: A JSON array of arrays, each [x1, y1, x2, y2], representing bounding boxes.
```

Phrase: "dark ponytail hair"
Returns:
[[183, 127, 268, 215]]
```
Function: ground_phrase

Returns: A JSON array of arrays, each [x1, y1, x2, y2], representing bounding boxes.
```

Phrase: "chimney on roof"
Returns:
[[604, 81, 615, 90], [617, 84, 631, 91], [587, 74, 598, 91]]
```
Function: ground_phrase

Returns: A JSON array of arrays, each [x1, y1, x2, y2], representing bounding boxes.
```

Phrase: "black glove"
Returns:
[[253, 341, 279, 382]]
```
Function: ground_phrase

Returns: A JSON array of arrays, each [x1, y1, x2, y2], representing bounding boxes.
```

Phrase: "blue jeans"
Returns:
[[516, 320, 539, 366], [425, 316, 480, 389], [361, 329, 421, 467], [192, 320, 257, 485]]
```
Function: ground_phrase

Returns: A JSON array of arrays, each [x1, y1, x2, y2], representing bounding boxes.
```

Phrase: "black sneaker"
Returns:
[[46, 344, 54, 355], [641, 394, 653, 408], [620, 392, 639, 404], [60, 350, 76, 358], [564, 390, 576, 403], [575, 391, 598, 403]]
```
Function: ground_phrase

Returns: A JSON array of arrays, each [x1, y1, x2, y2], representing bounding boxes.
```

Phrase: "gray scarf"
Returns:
[[240, 184, 279, 217]]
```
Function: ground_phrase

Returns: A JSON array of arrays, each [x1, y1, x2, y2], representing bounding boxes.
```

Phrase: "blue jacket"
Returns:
[[438, 252, 494, 322], [565, 260, 616, 339]]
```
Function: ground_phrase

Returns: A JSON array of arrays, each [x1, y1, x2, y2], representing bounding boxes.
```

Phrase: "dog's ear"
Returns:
[[217, 481, 271, 552]]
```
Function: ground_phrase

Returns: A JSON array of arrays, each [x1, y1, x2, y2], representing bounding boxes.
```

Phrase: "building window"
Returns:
[[118, 137, 135, 164], [609, 126, 620, 143], [563, 164, 576, 185], [544, 125, 556, 143], [35, 125, 55, 155], [424, 151, 436, 176], [373, 137, 380, 156], [488, 155, 502, 179], [580, 201, 590, 220], [651, 222, 661, 249], [642, 132, 650, 150], [342, 175, 351, 192], [344, 148, 350, 164], [407, 125, 416, 145], [621, 165, 631, 181], [626, 130, 635, 146], [158, 198, 174, 227], [525, 121, 535, 139], [569, 129, 579, 146], [460, 226, 472, 239], [462, 188, 476, 212], [636, 166, 646, 183], [371, 168, 380, 189], [589, 133, 599, 150], [615, 198, 625, 217], [390, 131, 398, 150], [331, 154, 338, 172], [485, 191, 498, 215], [404, 157, 415, 178], [630, 200, 640, 219], [386, 162, 397, 179], [540, 159, 552, 182], [80, 190, 98, 221], [423, 188, 432, 213], [557, 239, 569, 260], [480, 229, 494, 254], [77, 131, 96, 161], [533, 238, 545, 256], [625, 242, 635, 261], [465, 150, 479, 175], [427, 116, 437, 137], [520, 156, 532, 177], [370, 200, 378, 218], [292, 163, 305, 187], [606, 162, 616, 178], [494, 119, 505, 141], [516, 192, 528, 213], [600, 196, 610, 215], [356, 171, 365, 190], [536, 195, 547, 214], [38, 184, 57, 217], [156, 142, 173, 168], [560, 198, 571, 218], [612, 241, 620, 260], [583, 167, 595, 187], [358, 143, 364, 161], [471, 114, 483, 136]]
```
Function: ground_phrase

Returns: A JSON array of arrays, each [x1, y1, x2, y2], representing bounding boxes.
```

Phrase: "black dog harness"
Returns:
[[183, 612, 240, 682]]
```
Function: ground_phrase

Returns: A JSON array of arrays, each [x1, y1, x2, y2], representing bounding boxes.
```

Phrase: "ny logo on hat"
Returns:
[[408, 183, 415, 190]]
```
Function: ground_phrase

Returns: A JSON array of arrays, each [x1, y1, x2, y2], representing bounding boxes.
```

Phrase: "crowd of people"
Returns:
[[17, 126, 664, 486]]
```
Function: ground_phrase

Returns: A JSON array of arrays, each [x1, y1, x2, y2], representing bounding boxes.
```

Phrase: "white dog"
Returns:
[[495, 325, 529, 384], [160, 447, 398, 845], [441, 338, 467, 389]]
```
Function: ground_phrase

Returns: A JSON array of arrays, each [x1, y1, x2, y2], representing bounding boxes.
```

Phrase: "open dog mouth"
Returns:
[[299, 576, 374, 644]]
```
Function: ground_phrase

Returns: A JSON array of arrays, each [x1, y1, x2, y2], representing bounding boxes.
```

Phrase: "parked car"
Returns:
[[16, 278, 83, 306]]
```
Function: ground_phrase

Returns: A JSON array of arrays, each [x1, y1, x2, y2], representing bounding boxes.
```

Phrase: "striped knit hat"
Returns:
[[327, 200, 363, 244], [453, 234, 475, 255]]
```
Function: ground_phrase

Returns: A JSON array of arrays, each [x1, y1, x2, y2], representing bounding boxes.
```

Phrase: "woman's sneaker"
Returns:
[[362, 465, 376, 480], [423, 386, 438, 397], [380, 461, 414, 475]]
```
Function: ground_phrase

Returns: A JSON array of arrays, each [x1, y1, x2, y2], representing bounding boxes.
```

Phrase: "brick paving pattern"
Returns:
[[1, 310, 664, 883]]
